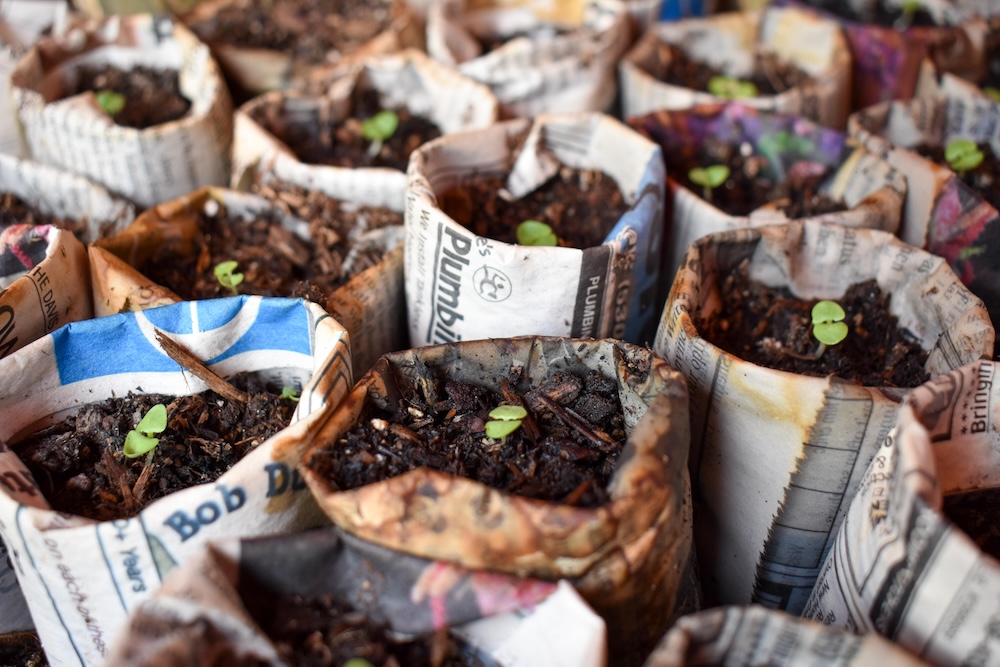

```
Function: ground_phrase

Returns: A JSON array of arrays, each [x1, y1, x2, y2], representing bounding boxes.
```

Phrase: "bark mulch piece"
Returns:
[[802, 0, 936, 28], [141, 188, 400, 302], [654, 42, 811, 97], [695, 260, 929, 387], [944, 489, 1000, 563], [438, 167, 628, 248], [669, 137, 846, 218], [307, 368, 627, 509], [12, 373, 296, 522], [67, 64, 191, 129], [0, 633, 47, 667], [912, 141, 1000, 213]]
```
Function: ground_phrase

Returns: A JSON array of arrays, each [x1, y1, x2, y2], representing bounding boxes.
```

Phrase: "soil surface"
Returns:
[[696, 263, 929, 387], [984, 25, 1000, 90], [140, 187, 400, 303], [1, 192, 85, 238], [945, 489, 1000, 562], [307, 368, 626, 508], [654, 42, 811, 96], [12, 373, 295, 522], [191, 0, 395, 65], [251, 88, 441, 171], [68, 64, 191, 129], [803, 0, 936, 27], [670, 138, 846, 217], [439, 166, 628, 248], [0, 633, 47, 667], [912, 142, 1000, 212], [246, 593, 495, 667]]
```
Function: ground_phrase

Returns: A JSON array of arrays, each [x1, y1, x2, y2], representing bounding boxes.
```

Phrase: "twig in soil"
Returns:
[[103, 449, 137, 516], [500, 379, 540, 442], [154, 329, 248, 402], [131, 456, 155, 506], [536, 394, 617, 452], [563, 479, 593, 506]]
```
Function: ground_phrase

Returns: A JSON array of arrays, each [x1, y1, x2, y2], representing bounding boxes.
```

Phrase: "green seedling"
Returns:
[[484, 404, 527, 442], [945, 138, 985, 173], [516, 219, 558, 246], [811, 299, 848, 347], [361, 109, 399, 157], [688, 165, 730, 203], [123, 403, 167, 459], [707, 75, 759, 100], [214, 260, 244, 295], [281, 386, 300, 402], [985, 87, 1000, 103], [342, 660, 376, 667], [95, 90, 126, 116], [895, 0, 923, 29]]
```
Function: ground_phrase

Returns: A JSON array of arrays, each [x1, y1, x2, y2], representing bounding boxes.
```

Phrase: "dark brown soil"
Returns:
[[478, 25, 573, 54], [654, 42, 811, 96], [984, 24, 1000, 90], [439, 167, 628, 248], [912, 142, 1000, 212], [0, 633, 47, 667], [250, 88, 441, 171], [802, 0, 936, 28], [12, 373, 295, 522], [67, 64, 191, 129], [307, 368, 626, 508], [1, 192, 82, 236], [247, 593, 495, 667], [944, 489, 1000, 562], [191, 0, 395, 65], [140, 189, 400, 303], [696, 263, 929, 387]]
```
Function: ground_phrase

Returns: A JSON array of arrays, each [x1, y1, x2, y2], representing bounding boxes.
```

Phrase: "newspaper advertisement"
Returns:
[[426, 0, 630, 118], [406, 113, 665, 347], [653, 220, 994, 613], [644, 606, 931, 667], [10, 14, 233, 208], [631, 103, 906, 283], [0, 296, 352, 666], [804, 361, 1000, 667], [620, 7, 851, 130], [847, 94, 1000, 345], [105, 528, 606, 667], [301, 336, 694, 663]]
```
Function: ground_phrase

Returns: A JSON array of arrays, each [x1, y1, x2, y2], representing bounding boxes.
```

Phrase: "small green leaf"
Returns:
[[811, 300, 846, 325], [214, 260, 244, 290], [136, 403, 167, 435], [361, 110, 399, 143], [124, 431, 160, 459], [985, 87, 1000, 103], [488, 405, 527, 421], [945, 138, 984, 173], [342, 660, 376, 667], [516, 220, 558, 246], [688, 165, 730, 189], [96, 90, 126, 116], [901, 0, 922, 13], [814, 321, 849, 346], [707, 75, 759, 100], [281, 386, 300, 402], [485, 419, 522, 440]]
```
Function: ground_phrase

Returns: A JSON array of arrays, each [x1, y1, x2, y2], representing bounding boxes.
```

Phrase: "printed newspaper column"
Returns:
[[0, 297, 351, 666], [426, 0, 630, 118], [620, 7, 851, 129], [406, 113, 665, 347], [847, 95, 1000, 348], [805, 361, 1000, 667], [104, 529, 606, 666], [10, 15, 233, 208], [653, 220, 993, 613], [300, 337, 694, 665], [631, 103, 906, 285], [643, 606, 931, 666]]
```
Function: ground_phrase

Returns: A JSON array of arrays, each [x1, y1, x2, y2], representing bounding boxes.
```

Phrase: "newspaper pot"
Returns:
[[620, 7, 851, 129], [847, 94, 1000, 346], [406, 112, 665, 347], [73, 0, 204, 16], [300, 336, 694, 665], [232, 49, 500, 210], [105, 528, 607, 666], [779, 0, 989, 110], [643, 606, 931, 667], [653, 219, 993, 613], [181, 0, 423, 97], [426, 0, 630, 118], [631, 103, 906, 285], [88, 186, 400, 377], [0, 296, 351, 666], [805, 360, 1000, 667], [10, 15, 233, 209]]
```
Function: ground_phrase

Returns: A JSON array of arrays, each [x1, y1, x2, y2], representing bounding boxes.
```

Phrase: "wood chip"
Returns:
[[154, 329, 248, 402]]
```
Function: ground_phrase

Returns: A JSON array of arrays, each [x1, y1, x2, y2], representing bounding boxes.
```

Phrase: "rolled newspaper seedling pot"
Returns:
[[653, 219, 993, 613], [10, 15, 233, 209], [426, 0, 630, 118], [406, 112, 665, 347], [847, 94, 1000, 344], [805, 360, 1000, 667], [0, 296, 352, 666], [300, 336, 694, 665], [89, 186, 403, 376], [73, 0, 204, 16], [631, 103, 906, 285], [104, 528, 607, 666], [232, 49, 500, 210], [643, 606, 932, 666], [620, 7, 852, 129], [182, 0, 423, 96]]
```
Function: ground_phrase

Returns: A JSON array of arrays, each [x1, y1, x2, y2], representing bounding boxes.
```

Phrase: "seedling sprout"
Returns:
[[361, 110, 399, 157], [96, 90, 126, 116], [707, 75, 759, 100], [945, 138, 985, 173], [123, 403, 167, 459], [895, 0, 923, 29], [516, 219, 558, 246], [214, 260, 244, 295], [811, 300, 848, 347], [688, 165, 730, 203], [342, 660, 376, 667], [281, 386, 300, 402], [986, 87, 1000, 103], [485, 404, 527, 443]]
